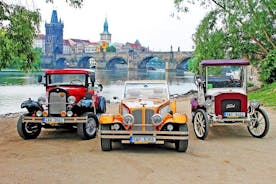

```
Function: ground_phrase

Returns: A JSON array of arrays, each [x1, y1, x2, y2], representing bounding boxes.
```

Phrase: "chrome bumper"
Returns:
[[210, 116, 251, 126], [22, 116, 87, 124], [100, 130, 188, 144]]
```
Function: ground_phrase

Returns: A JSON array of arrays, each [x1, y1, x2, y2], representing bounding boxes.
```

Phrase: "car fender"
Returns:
[[163, 113, 188, 124], [170, 100, 177, 113], [99, 114, 124, 124]]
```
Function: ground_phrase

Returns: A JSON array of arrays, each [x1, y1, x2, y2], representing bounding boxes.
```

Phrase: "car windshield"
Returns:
[[124, 82, 168, 99], [48, 74, 86, 86], [206, 66, 244, 88]]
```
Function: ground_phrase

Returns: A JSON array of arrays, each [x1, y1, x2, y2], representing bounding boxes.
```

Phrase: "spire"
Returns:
[[103, 17, 109, 34], [51, 10, 58, 23]]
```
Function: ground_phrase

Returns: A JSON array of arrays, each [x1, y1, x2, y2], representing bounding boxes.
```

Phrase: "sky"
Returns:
[[11, 0, 210, 51]]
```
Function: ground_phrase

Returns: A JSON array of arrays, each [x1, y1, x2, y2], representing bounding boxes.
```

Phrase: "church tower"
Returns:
[[45, 10, 64, 56], [100, 17, 111, 44]]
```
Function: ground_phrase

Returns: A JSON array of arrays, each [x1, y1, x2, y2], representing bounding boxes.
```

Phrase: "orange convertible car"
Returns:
[[99, 80, 189, 152]]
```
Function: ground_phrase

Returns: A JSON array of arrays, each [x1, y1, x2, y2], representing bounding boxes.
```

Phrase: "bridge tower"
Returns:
[[100, 17, 112, 44], [45, 10, 64, 57]]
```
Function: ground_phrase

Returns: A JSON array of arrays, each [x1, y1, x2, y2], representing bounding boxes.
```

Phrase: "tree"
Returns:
[[107, 45, 116, 52], [175, 0, 276, 83], [0, 0, 83, 72]]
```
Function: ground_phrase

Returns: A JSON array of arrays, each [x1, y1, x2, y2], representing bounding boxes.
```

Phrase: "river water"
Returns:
[[0, 69, 196, 115]]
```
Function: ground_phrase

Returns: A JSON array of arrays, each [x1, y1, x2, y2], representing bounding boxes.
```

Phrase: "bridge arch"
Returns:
[[138, 56, 165, 70], [138, 56, 154, 69], [176, 57, 191, 71], [106, 56, 127, 69], [55, 57, 66, 69], [146, 57, 165, 70], [78, 56, 93, 68]]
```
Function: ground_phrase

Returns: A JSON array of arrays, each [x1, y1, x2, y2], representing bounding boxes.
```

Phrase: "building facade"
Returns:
[[33, 34, 45, 54]]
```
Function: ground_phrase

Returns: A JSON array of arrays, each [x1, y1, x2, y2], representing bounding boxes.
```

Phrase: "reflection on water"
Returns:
[[0, 69, 196, 115]]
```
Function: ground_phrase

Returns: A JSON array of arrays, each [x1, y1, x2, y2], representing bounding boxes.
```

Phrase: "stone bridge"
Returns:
[[53, 51, 192, 70]]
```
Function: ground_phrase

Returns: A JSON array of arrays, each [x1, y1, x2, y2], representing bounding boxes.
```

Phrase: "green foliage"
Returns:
[[0, 1, 83, 72], [46, 0, 83, 8], [0, 2, 40, 72], [176, 0, 276, 84], [249, 82, 276, 108], [259, 49, 276, 83]]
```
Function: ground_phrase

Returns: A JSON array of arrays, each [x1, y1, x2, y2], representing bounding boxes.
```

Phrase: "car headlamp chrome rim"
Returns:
[[67, 111, 73, 117], [151, 114, 162, 126], [205, 98, 212, 107], [68, 96, 76, 104], [250, 99, 260, 109], [38, 96, 46, 105], [123, 114, 134, 125], [36, 110, 42, 117]]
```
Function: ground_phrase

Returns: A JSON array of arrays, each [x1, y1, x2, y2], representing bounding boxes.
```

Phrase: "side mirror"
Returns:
[[38, 75, 43, 83]]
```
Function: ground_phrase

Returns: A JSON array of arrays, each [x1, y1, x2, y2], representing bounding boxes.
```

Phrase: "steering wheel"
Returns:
[[227, 79, 241, 87], [70, 79, 83, 85], [232, 79, 241, 87]]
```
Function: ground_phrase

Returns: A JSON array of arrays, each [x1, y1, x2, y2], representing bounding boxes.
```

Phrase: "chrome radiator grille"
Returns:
[[132, 109, 142, 131], [132, 109, 154, 131], [49, 92, 66, 115], [145, 109, 154, 131]]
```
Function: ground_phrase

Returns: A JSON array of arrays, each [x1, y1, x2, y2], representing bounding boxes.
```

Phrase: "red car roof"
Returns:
[[45, 69, 94, 74], [201, 59, 249, 66]]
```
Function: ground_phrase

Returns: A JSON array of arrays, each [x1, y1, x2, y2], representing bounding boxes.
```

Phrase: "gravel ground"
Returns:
[[0, 97, 275, 184]]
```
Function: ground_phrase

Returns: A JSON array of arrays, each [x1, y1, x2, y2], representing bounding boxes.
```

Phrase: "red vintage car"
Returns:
[[191, 59, 269, 139], [17, 69, 106, 140]]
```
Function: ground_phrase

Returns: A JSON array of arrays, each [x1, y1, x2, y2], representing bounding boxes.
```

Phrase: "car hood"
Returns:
[[122, 98, 168, 108]]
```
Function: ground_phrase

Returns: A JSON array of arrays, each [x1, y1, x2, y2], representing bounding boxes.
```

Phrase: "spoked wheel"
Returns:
[[77, 113, 98, 140], [192, 109, 209, 140], [100, 124, 112, 151], [175, 124, 188, 152], [248, 107, 270, 138], [17, 115, 41, 139]]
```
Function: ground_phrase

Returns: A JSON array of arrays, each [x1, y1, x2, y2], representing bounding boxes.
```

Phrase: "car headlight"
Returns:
[[151, 114, 162, 126], [205, 98, 212, 107], [38, 96, 46, 105], [68, 96, 76, 104], [123, 114, 134, 125], [36, 110, 42, 117], [250, 99, 260, 109], [67, 111, 73, 117]]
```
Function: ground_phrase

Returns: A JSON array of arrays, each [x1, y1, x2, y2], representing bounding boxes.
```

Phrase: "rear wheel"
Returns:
[[248, 107, 269, 138], [101, 124, 112, 151], [193, 109, 209, 140], [77, 113, 98, 140], [17, 115, 41, 139], [175, 124, 188, 152]]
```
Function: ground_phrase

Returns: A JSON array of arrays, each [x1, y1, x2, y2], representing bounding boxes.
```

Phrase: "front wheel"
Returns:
[[175, 124, 188, 152], [100, 124, 112, 151], [192, 109, 209, 140], [248, 107, 270, 138], [77, 113, 98, 140], [17, 115, 41, 139]]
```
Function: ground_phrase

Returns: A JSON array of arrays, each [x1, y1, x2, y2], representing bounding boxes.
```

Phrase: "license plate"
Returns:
[[130, 136, 156, 144], [42, 117, 64, 124], [224, 112, 245, 118]]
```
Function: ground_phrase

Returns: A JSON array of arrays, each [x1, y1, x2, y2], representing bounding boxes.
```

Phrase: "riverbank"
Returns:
[[0, 97, 276, 184]]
